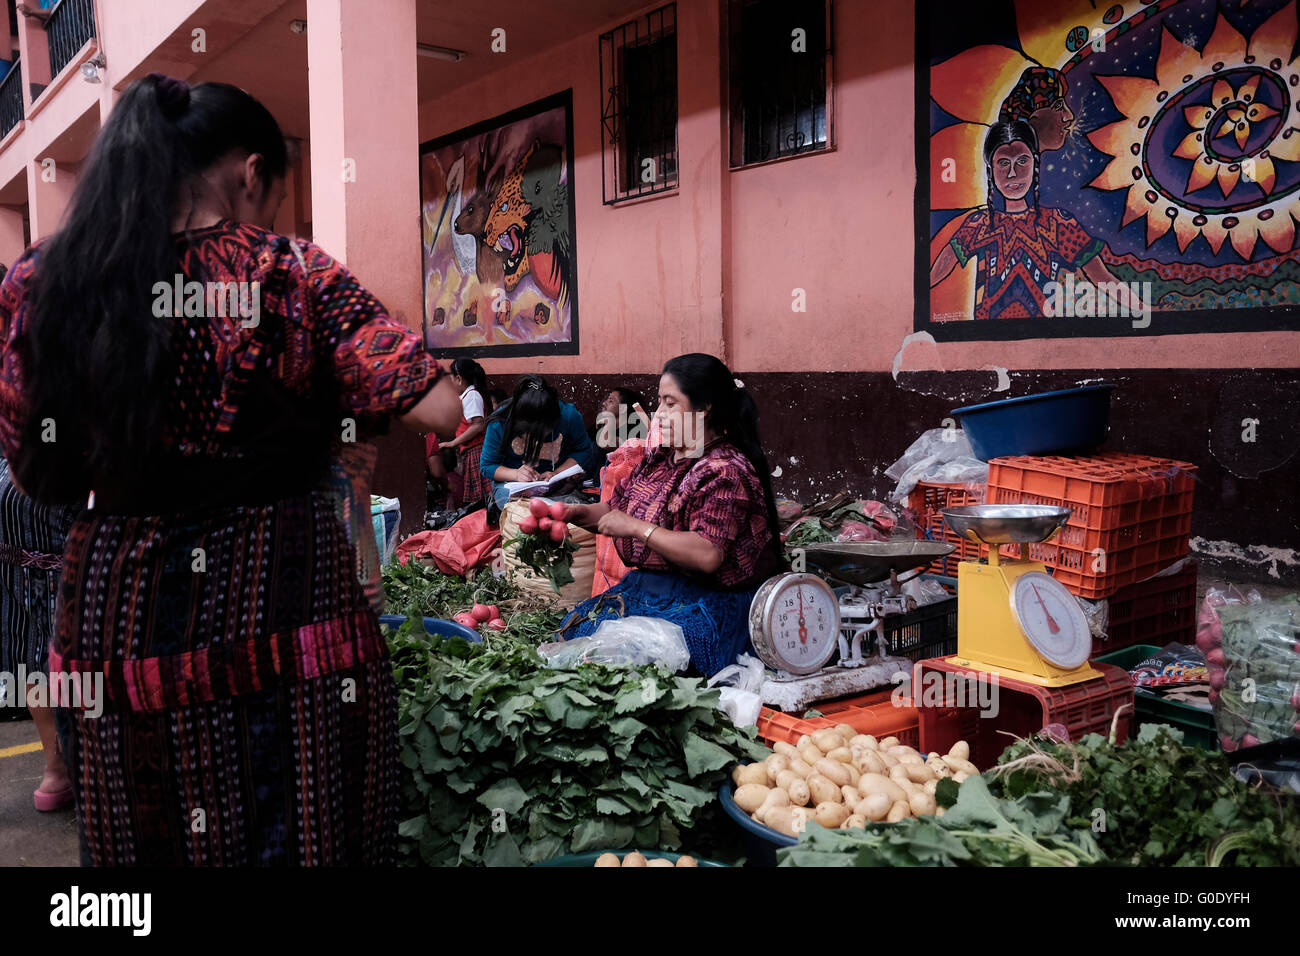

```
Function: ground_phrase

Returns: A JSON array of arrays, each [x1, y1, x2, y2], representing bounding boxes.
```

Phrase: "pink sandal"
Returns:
[[33, 785, 74, 812]]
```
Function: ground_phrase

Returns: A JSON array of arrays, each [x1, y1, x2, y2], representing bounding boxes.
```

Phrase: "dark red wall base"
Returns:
[[376, 368, 1300, 585]]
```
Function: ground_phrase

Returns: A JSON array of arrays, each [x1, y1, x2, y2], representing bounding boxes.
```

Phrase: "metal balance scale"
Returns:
[[748, 541, 956, 711], [940, 504, 1100, 687]]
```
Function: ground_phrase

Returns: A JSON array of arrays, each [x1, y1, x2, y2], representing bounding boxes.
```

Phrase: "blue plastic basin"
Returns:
[[719, 782, 796, 867], [378, 614, 482, 643], [952, 384, 1116, 461]]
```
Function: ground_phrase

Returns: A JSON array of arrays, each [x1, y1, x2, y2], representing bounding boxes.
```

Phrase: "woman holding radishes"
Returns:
[[557, 354, 784, 676]]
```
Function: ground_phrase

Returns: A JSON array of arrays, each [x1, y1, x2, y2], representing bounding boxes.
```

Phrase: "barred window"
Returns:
[[600, 4, 678, 204], [728, 0, 833, 168]]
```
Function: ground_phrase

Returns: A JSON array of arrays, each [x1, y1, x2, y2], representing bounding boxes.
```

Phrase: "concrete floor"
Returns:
[[0, 715, 79, 866]]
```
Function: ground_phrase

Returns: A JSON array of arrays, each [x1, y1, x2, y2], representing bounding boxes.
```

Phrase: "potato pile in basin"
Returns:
[[731, 724, 977, 837]]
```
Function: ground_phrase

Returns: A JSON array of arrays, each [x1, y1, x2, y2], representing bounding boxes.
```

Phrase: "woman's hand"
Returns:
[[565, 501, 609, 532], [515, 465, 542, 482], [597, 508, 647, 539]]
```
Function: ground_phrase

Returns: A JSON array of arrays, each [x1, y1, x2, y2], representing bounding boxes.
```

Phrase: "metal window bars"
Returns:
[[728, 0, 833, 168], [0, 55, 21, 140], [599, 3, 679, 204], [46, 0, 95, 81]]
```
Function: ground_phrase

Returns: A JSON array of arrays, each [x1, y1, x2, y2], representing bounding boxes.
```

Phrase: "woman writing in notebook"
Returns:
[[558, 354, 784, 676], [479, 374, 598, 509]]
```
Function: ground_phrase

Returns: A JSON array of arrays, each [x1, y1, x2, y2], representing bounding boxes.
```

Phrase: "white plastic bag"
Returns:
[[901, 576, 951, 608], [538, 616, 691, 672], [885, 428, 988, 502], [706, 653, 766, 727]]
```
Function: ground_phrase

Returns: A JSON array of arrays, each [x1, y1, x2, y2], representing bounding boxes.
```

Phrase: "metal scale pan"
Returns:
[[798, 540, 956, 587]]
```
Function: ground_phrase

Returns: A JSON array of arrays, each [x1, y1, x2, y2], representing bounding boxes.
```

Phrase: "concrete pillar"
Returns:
[[0, 204, 27, 267], [305, 0, 425, 533], [26, 156, 75, 239], [305, 0, 421, 330]]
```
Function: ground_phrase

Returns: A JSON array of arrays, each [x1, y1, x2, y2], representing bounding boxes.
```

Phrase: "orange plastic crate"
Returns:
[[912, 657, 1134, 768], [907, 481, 985, 575], [986, 453, 1196, 599], [756, 688, 920, 749]]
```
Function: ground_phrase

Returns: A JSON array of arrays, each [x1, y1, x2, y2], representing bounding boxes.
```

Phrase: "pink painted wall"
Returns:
[[417, 0, 1300, 374], [415, 0, 730, 376]]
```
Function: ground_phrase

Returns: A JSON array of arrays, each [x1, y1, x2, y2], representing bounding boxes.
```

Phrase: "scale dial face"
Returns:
[[1009, 571, 1092, 670], [750, 573, 839, 675]]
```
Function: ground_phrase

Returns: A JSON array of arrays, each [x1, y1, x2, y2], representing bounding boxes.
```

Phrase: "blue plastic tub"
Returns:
[[719, 782, 796, 867], [952, 384, 1116, 461], [377, 614, 481, 643]]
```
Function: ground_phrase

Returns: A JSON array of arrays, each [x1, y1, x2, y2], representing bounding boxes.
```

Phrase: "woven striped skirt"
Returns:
[[51, 491, 398, 866]]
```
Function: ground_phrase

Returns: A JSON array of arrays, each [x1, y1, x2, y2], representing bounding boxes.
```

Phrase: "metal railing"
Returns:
[[46, 0, 95, 80], [0, 56, 22, 140]]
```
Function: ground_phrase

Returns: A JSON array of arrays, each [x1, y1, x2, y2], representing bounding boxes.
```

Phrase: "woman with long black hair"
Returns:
[[559, 354, 784, 676], [478, 374, 597, 509], [0, 74, 462, 865]]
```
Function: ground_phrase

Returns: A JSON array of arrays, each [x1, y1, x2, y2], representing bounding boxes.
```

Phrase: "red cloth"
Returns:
[[609, 438, 777, 589], [395, 509, 500, 576], [591, 439, 647, 597], [425, 432, 440, 459]]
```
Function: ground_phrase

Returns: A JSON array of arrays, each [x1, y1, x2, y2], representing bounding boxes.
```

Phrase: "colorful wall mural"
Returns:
[[918, 0, 1300, 339], [419, 91, 579, 356]]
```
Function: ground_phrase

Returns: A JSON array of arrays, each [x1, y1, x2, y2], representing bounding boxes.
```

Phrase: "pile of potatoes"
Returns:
[[594, 851, 698, 867], [730, 724, 978, 838]]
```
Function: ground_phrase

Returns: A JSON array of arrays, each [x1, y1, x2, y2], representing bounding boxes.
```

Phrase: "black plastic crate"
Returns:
[[880, 594, 959, 662], [832, 576, 959, 664]]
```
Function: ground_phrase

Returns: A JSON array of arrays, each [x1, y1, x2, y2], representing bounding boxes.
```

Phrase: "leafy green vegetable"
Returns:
[[380, 561, 565, 645], [988, 724, 1300, 866], [778, 776, 1103, 867], [386, 621, 768, 866], [505, 531, 579, 591], [1215, 594, 1300, 745]]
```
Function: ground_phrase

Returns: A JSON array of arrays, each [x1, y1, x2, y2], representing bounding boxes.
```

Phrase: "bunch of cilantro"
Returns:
[[386, 618, 767, 866], [988, 724, 1300, 866]]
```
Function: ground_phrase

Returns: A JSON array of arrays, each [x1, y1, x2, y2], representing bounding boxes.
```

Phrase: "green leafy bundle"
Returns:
[[387, 619, 768, 866], [380, 562, 566, 645], [506, 531, 579, 591], [1215, 594, 1300, 746], [778, 776, 1104, 867], [988, 724, 1300, 866]]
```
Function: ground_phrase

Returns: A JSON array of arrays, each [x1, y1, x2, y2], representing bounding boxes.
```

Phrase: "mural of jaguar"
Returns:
[[483, 139, 572, 303]]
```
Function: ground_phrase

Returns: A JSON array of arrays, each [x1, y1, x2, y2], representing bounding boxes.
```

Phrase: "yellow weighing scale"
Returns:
[[939, 505, 1101, 688]]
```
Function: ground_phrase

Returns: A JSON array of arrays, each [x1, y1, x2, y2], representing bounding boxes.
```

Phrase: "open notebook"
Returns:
[[502, 463, 585, 500]]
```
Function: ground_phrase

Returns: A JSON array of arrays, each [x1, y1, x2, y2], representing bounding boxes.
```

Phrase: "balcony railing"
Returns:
[[46, 0, 95, 80], [0, 56, 22, 140]]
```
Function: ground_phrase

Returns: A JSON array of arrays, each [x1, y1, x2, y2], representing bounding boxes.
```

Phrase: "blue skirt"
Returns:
[[559, 570, 759, 677]]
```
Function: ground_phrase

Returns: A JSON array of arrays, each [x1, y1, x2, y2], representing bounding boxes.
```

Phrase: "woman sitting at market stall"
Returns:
[[480, 374, 597, 509], [558, 353, 784, 676]]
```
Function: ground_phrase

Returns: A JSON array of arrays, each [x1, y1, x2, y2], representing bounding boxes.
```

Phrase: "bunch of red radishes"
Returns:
[[517, 498, 570, 542], [453, 603, 508, 632]]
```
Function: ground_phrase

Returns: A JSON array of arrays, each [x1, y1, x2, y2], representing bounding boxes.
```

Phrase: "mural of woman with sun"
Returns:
[[929, 120, 1147, 319], [921, 0, 1300, 338]]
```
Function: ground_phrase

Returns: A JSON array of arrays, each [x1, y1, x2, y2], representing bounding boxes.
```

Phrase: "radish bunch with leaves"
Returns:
[[509, 498, 579, 591]]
